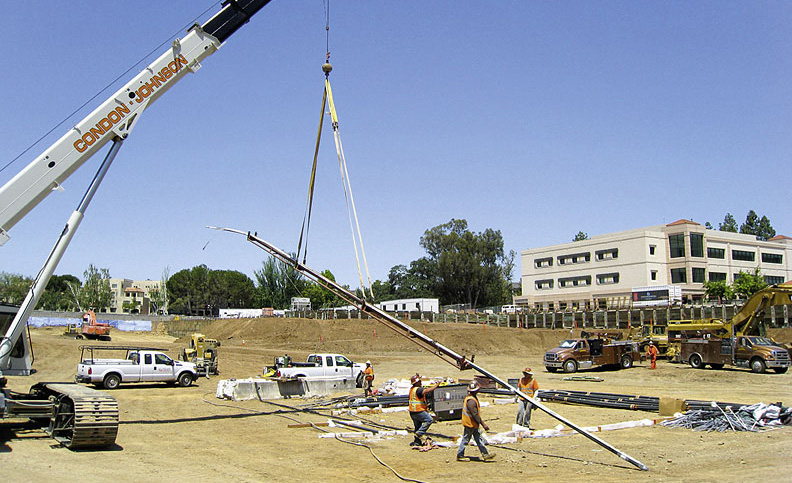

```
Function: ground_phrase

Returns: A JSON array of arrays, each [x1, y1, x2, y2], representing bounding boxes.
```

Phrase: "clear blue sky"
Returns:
[[1, 1, 789, 289]]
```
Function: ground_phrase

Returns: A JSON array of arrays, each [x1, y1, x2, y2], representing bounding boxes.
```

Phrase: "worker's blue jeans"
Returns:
[[410, 411, 433, 437], [457, 426, 488, 458]]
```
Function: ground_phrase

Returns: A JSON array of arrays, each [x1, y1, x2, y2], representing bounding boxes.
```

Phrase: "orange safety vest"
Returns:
[[409, 386, 428, 412], [364, 366, 374, 381], [518, 378, 538, 398], [461, 395, 480, 428], [647, 345, 658, 360]]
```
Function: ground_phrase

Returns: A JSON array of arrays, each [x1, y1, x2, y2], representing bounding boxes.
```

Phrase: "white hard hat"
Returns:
[[366, 360, 371, 365]]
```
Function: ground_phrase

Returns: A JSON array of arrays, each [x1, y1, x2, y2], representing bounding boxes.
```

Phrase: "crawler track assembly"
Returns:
[[32, 382, 118, 448]]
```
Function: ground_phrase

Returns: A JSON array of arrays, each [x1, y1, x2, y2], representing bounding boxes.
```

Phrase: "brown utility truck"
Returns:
[[544, 336, 641, 373], [681, 335, 790, 374]]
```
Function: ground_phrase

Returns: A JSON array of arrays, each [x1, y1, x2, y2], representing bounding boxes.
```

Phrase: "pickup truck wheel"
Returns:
[[356, 372, 364, 388], [750, 358, 766, 374], [178, 372, 194, 387], [563, 359, 578, 373], [620, 355, 633, 369], [689, 354, 704, 369], [103, 374, 121, 390], [773, 367, 788, 374]]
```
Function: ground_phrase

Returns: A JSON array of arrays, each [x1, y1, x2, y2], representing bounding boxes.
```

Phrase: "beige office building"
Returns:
[[108, 278, 164, 315], [515, 220, 792, 310]]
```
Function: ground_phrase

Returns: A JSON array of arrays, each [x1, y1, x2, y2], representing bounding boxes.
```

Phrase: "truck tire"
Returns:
[[773, 367, 788, 374], [103, 373, 121, 390], [356, 372, 364, 388], [750, 358, 766, 374], [563, 359, 578, 373], [620, 354, 633, 369], [178, 372, 194, 387], [689, 354, 705, 370]]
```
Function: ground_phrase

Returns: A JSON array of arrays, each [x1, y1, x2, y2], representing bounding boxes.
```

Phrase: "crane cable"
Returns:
[[297, 0, 374, 300]]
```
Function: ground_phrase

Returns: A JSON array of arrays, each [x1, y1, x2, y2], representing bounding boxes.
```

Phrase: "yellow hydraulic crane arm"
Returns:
[[730, 282, 792, 337]]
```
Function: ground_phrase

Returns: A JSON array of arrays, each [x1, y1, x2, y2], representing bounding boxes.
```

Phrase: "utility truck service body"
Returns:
[[76, 346, 198, 389], [682, 336, 790, 374], [545, 337, 640, 373], [271, 353, 366, 386]]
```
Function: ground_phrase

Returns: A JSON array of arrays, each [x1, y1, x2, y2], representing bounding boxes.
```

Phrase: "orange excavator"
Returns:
[[64, 310, 111, 341]]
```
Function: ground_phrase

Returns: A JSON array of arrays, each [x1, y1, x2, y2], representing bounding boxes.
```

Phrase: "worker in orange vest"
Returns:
[[457, 382, 495, 461], [408, 374, 438, 447], [646, 342, 659, 370], [363, 361, 375, 397], [516, 367, 539, 428]]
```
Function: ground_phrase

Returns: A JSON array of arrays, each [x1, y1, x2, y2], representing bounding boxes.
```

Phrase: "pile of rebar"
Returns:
[[661, 403, 791, 432]]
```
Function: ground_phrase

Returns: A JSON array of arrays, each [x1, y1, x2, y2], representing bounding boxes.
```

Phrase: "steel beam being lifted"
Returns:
[[212, 227, 649, 471]]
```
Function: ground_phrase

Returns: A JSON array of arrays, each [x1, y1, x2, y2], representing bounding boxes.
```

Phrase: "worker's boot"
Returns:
[[482, 452, 496, 461], [410, 436, 422, 447]]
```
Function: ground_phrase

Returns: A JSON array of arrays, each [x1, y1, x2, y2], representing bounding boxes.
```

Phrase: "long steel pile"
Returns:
[[661, 403, 792, 432]]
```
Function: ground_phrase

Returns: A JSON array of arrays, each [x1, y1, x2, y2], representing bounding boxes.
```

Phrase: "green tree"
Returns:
[[207, 269, 256, 311], [704, 221, 713, 230], [414, 219, 514, 308], [39, 274, 80, 311], [0, 272, 33, 305], [386, 262, 434, 300], [122, 299, 141, 314], [573, 231, 589, 241], [732, 268, 767, 299], [69, 265, 112, 311], [703, 280, 733, 303], [719, 213, 738, 232], [148, 268, 170, 315], [739, 210, 761, 237], [757, 215, 776, 241], [254, 256, 309, 310]]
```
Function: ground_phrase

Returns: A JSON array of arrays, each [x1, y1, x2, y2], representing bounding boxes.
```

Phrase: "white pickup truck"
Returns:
[[75, 346, 198, 389], [270, 353, 367, 387]]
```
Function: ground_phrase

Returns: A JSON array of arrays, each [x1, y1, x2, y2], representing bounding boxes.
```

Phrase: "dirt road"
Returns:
[[2, 321, 790, 482]]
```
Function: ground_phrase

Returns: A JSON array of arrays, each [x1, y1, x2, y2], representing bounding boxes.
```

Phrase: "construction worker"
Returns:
[[408, 374, 438, 446], [516, 367, 539, 429], [363, 361, 374, 397], [457, 382, 495, 462], [646, 342, 659, 370]]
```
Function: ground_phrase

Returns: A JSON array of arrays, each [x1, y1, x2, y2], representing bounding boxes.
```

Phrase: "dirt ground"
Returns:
[[2, 320, 791, 483]]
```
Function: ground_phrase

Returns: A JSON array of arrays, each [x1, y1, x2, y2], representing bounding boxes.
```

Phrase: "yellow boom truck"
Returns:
[[672, 283, 792, 374]]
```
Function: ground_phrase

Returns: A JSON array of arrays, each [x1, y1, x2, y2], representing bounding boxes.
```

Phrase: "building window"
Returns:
[[534, 257, 553, 268], [708, 272, 727, 282], [707, 247, 725, 259], [669, 234, 685, 258], [762, 253, 783, 264], [596, 272, 620, 285], [690, 234, 704, 258], [732, 250, 755, 262], [692, 267, 705, 283], [651, 270, 658, 281], [557, 252, 591, 265], [595, 248, 618, 261], [558, 276, 592, 288], [671, 268, 687, 284], [765, 276, 785, 285], [535, 279, 554, 290], [649, 245, 656, 255]]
